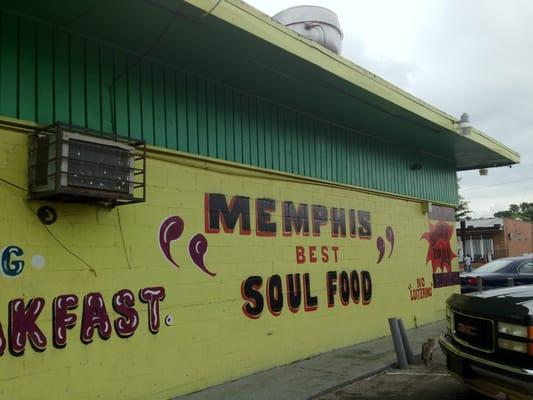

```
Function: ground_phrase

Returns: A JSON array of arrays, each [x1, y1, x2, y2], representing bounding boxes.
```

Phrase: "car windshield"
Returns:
[[474, 259, 512, 273]]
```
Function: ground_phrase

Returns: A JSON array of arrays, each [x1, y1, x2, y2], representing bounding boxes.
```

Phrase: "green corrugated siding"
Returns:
[[0, 11, 458, 204]]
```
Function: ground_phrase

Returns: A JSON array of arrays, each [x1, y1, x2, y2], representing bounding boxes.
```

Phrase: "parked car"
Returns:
[[439, 286, 533, 400], [461, 256, 533, 293]]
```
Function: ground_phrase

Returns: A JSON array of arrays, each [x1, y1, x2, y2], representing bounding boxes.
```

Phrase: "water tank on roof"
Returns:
[[273, 6, 343, 54]]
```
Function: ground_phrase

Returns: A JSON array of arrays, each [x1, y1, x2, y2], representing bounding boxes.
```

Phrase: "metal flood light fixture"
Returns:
[[479, 168, 488, 176], [458, 113, 472, 136]]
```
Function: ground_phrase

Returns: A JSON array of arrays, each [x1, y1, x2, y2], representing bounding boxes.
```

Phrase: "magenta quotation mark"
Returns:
[[159, 216, 184, 269], [159, 216, 216, 277], [376, 237, 385, 264], [376, 226, 395, 264], [189, 234, 216, 277], [386, 226, 395, 258]]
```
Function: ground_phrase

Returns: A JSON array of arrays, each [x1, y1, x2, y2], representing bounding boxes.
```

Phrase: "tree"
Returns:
[[455, 178, 472, 221], [494, 202, 533, 222]]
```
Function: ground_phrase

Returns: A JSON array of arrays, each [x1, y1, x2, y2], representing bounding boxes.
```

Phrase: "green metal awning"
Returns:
[[1, 0, 519, 170]]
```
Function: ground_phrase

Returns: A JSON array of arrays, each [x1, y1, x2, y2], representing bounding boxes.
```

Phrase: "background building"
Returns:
[[0, 1, 519, 399], [457, 218, 533, 264]]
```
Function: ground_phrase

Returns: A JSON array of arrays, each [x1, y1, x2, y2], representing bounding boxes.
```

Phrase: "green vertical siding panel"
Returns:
[[224, 87, 234, 161], [276, 108, 284, 171], [398, 151, 406, 196], [337, 129, 345, 184], [165, 68, 177, 150], [249, 97, 258, 166], [0, 14, 18, 117], [367, 141, 374, 189], [176, 71, 188, 151], [215, 83, 225, 159], [346, 131, 353, 185], [327, 125, 334, 181], [332, 127, 339, 182], [295, 115, 303, 175], [294, 112, 301, 175], [18, 18, 36, 121], [387, 149, 394, 193], [263, 102, 272, 169], [389, 149, 395, 191], [376, 143, 387, 190], [361, 139, 369, 188], [348, 134, 355, 186], [282, 109, 290, 172], [257, 100, 265, 168], [233, 93, 242, 163], [54, 29, 69, 124], [186, 74, 198, 153], [0, 10, 460, 205], [99, 45, 113, 133], [152, 63, 166, 147], [140, 62, 154, 144], [281, 109, 290, 172], [85, 40, 101, 131], [301, 117, 309, 176], [325, 124, 332, 181], [36, 24, 54, 124], [332, 128, 339, 182], [314, 121, 323, 180], [426, 164, 433, 201], [206, 80, 217, 158], [314, 121, 322, 180], [196, 78, 208, 156], [290, 111, 299, 174], [113, 51, 129, 137], [271, 105, 280, 170], [354, 135, 361, 186], [70, 36, 85, 127], [322, 123, 329, 181], [371, 142, 379, 189], [376, 143, 383, 190], [381, 147, 387, 191], [241, 95, 251, 164], [128, 63, 142, 140], [377, 146, 384, 190], [338, 133, 344, 184], [368, 141, 375, 189], [331, 126, 337, 182], [310, 119, 317, 178]]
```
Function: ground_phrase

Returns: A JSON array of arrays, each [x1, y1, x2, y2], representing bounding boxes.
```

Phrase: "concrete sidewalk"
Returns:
[[176, 319, 446, 400]]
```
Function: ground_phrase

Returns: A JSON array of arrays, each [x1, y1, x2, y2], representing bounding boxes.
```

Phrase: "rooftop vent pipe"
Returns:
[[273, 6, 343, 54]]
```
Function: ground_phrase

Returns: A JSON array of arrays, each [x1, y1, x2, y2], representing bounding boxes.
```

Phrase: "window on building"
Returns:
[[466, 235, 494, 263]]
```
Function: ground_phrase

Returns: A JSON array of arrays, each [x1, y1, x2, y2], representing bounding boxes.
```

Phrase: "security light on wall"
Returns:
[[479, 168, 488, 176], [458, 112, 472, 136]]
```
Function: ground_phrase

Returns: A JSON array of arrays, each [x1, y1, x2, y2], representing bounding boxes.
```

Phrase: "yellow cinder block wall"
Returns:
[[0, 125, 459, 399]]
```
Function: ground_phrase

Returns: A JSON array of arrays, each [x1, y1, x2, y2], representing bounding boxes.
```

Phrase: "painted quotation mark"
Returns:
[[189, 234, 215, 277], [159, 216, 184, 269], [376, 226, 395, 264], [159, 216, 216, 277]]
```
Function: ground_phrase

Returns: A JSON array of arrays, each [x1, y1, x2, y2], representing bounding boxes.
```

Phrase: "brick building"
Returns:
[[457, 218, 533, 262]]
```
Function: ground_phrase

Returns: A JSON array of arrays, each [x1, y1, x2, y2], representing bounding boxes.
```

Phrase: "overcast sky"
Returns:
[[246, 0, 533, 218]]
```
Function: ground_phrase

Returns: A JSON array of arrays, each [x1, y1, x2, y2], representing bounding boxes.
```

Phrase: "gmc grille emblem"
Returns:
[[457, 322, 479, 337]]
